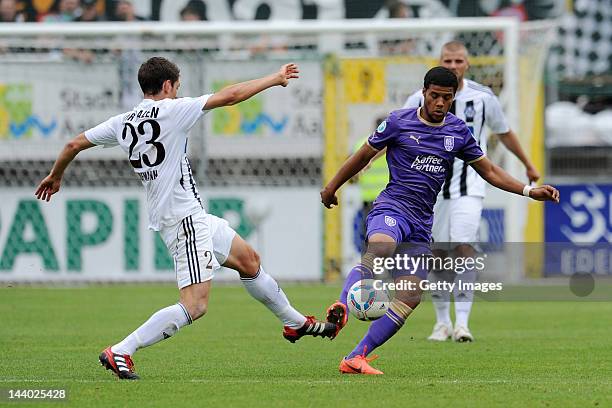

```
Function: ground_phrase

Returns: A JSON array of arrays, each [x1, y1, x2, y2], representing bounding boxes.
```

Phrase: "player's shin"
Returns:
[[339, 252, 376, 307], [111, 303, 192, 356], [241, 266, 307, 329], [347, 298, 413, 359]]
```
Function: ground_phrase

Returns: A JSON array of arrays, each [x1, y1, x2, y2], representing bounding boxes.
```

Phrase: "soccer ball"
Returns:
[[347, 279, 390, 321]]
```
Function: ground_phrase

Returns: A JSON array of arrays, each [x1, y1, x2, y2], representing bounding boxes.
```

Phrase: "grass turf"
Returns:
[[0, 284, 610, 407]]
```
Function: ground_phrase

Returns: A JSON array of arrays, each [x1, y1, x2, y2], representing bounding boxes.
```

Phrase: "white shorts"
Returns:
[[432, 196, 483, 244], [160, 210, 237, 289]]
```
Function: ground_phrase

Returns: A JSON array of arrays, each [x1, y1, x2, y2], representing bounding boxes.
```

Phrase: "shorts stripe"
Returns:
[[181, 219, 195, 285], [186, 215, 202, 284]]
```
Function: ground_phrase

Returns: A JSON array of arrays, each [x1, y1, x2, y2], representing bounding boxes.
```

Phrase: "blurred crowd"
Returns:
[[0, 0, 565, 24], [2, 0, 569, 24], [0, 0, 205, 23]]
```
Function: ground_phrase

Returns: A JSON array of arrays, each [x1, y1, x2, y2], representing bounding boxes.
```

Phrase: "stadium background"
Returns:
[[0, 0, 610, 285]]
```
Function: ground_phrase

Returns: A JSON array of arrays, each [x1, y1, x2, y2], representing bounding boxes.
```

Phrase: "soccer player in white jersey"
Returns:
[[403, 41, 540, 342], [35, 57, 338, 380]]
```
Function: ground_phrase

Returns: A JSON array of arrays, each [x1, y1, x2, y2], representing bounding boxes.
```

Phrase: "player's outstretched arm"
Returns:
[[35, 133, 95, 202], [203, 63, 299, 110], [470, 156, 559, 202], [497, 130, 541, 183], [321, 143, 378, 208]]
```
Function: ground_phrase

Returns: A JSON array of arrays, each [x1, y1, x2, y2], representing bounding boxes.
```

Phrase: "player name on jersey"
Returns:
[[85, 94, 211, 230], [125, 107, 160, 121], [138, 169, 159, 182]]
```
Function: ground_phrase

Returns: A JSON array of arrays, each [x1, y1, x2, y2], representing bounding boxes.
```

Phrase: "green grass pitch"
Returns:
[[1, 284, 610, 407]]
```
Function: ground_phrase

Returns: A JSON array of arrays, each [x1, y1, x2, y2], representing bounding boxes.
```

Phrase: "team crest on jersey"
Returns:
[[376, 120, 387, 133], [444, 136, 454, 151], [384, 216, 397, 227]]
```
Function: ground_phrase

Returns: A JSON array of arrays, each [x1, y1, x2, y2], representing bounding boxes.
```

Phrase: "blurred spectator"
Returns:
[[379, 0, 415, 55], [68, 0, 104, 63], [115, 0, 146, 21], [42, 0, 82, 22], [491, 0, 528, 21], [387, 0, 412, 18], [77, 0, 104, 21], [180, 1, 206, 21], [0, 0, 26, 22]]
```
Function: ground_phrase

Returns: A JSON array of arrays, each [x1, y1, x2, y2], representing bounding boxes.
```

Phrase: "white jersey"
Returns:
[[403, 79, 509, 198], [85, 95, 212, 231]]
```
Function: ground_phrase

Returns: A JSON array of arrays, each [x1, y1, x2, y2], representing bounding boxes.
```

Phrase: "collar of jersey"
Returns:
[[417, 107, 445, 127], [455, 78, 467, 97]]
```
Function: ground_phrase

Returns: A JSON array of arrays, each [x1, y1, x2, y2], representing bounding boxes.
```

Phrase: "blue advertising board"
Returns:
[[545, 185, 612, 276]]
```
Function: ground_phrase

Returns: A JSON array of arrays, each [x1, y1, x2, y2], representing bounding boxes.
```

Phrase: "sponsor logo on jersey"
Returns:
[[444, 136, 454, 152], [376, 120, 387, 133], [384, 216, 397, 227], [411, 155, 445, 173]]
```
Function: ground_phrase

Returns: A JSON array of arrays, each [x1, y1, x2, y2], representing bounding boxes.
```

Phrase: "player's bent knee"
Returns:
[[366, 243, 396, 259], [186, 302, 208, 321], [238, 248, 260, 278], [367, 234, 396, 258], [394, 290, 421, 310], [454, 243, 475, 257]]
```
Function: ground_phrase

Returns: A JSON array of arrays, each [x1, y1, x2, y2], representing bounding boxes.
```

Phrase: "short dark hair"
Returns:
[[423, 66, 458, 93], [180, 1, 207, 20], [138, 57, 180, 95]]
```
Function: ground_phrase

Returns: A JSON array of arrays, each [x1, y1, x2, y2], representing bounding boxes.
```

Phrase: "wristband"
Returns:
[[522, 185, 533, 198]]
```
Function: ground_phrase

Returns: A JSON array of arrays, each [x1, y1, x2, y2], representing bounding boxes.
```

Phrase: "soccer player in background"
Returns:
[[35, 57, 338, 380], [403, 41, 540, 342], [321, 66, 558, 375]]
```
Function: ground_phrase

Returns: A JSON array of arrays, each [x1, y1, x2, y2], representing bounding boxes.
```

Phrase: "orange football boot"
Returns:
[[338, 347, 383, 375]]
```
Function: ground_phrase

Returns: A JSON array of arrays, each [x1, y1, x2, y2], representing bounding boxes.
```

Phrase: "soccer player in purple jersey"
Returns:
[[320, 67, 559, 375]]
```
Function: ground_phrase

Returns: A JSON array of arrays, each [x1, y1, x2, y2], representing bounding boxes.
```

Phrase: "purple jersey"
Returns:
[[367, 107, 484, 239]]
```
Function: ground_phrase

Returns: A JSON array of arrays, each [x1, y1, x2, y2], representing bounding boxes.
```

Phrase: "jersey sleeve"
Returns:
[[402, 90, 423, 109], [457, 125, 485, 164], [84, 114, 122, 148], [485, 93, 510, 134], [367, 112, 399, 151], [173, 94, 212, 131]]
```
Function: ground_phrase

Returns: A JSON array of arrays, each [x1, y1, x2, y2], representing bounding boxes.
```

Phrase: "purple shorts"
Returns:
[[366, 205, 431, 243], [366, 205, 431, 280]]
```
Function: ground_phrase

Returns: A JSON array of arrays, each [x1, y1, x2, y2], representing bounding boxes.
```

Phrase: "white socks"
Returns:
[[430, 268, 476, 328], [454, 269, 476, 328], [111, 303, 192, 356], [111, 267, 305, 357], [430, 269, 453, 326], [241, 266, 306, 329], [454, 299, 473, 328]]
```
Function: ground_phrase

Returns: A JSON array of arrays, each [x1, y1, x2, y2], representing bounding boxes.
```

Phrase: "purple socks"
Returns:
[[339, 264, 374, 308], [347, 309, 405, 358]]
